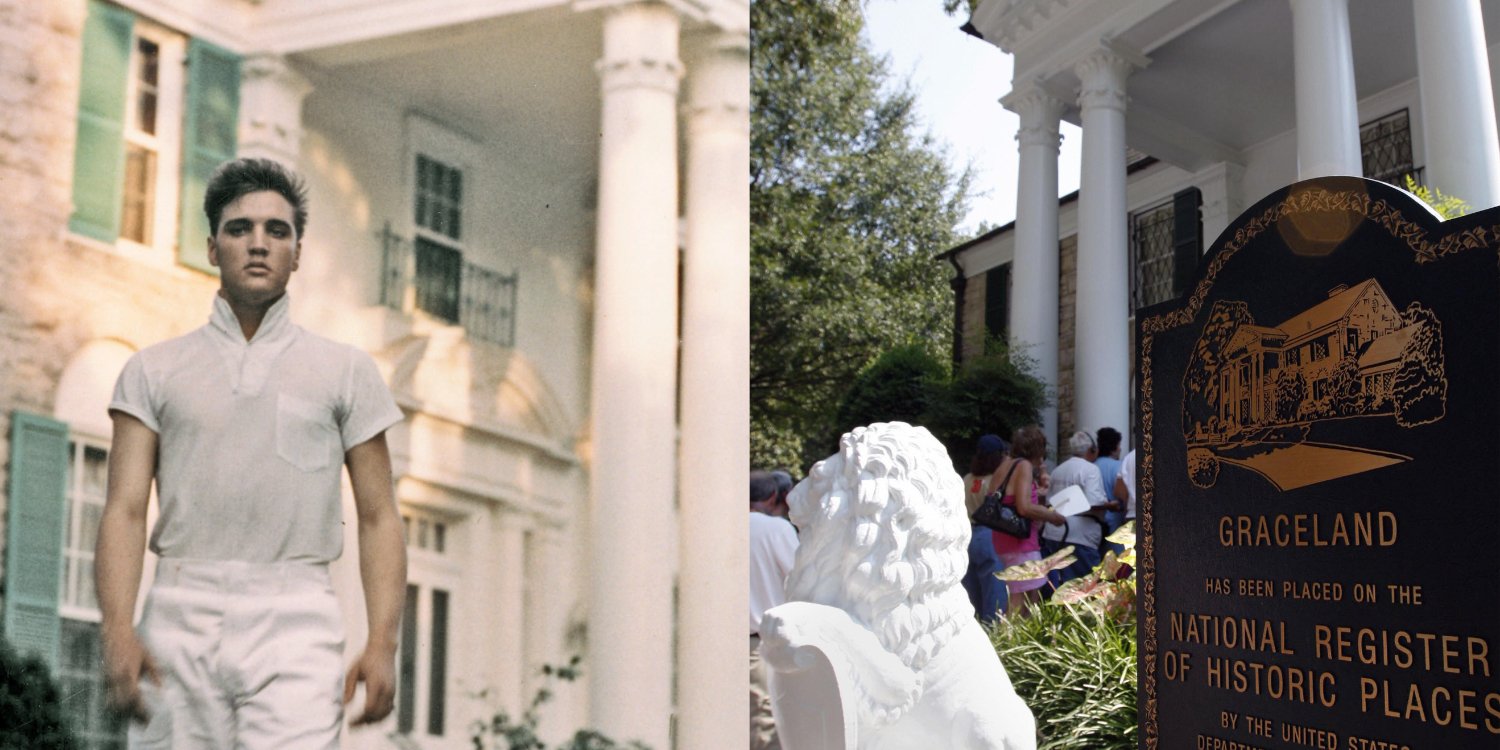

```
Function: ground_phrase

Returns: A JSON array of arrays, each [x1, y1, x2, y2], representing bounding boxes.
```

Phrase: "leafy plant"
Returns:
[[991, 523, 1138, 749], [0, 638, 78, 750], [1402, 174, 1470, 219], [470, 656, 650, 750], [989, 598, 1137, 749]]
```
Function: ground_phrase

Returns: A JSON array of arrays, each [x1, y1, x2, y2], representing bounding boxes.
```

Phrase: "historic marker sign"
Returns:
[[1138, 177, 1500, 750]]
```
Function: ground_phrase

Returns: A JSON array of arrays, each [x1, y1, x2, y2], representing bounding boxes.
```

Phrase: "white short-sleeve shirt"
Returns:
[[749, 511, 799, 635], [110, 294, 404, 563]]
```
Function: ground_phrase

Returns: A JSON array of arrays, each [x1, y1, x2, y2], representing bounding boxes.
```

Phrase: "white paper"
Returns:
[[1048, 485, 1091, 517]]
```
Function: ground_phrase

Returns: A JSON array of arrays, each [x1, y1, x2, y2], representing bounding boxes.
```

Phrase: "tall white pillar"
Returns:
[[236, 54, 312, 164], [1074, 47, 1139, 446], [1000, 84, 1066, 445], [677, 29, 750, 750], [1289, 0, 1361, 179], [494, 516, 528, 715], [1415, 0, 1500, 209], [586, 4, 682, 747]]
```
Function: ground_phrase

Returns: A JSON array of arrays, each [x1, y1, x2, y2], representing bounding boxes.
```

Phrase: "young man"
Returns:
[[97, 158, 407, 748]]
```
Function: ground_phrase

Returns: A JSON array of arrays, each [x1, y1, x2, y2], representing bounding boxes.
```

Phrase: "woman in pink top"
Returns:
[[993, 425, 1067, 618]]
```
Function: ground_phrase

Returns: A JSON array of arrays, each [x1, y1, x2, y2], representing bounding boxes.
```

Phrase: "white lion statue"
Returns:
[[760, 422, 1037, 750]]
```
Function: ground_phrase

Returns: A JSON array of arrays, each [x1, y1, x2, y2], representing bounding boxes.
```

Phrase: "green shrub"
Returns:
[[832, 343, 948, 439], [924, 338, 1048, 468], [989, 602, 1136, 749], [0, 637, 78, 750]]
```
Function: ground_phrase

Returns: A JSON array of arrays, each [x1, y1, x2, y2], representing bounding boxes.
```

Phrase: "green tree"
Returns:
[[751, 0, 970, 469]]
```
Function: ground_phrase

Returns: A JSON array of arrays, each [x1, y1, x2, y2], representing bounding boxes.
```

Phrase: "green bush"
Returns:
[[990, 603, 1136, 749], [832, 343, 948, 441], [923, 339, 1048, 469], [0, 637, 78, 750]]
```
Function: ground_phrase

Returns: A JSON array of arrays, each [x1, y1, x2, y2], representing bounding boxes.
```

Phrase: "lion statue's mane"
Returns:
[[783, 422, 973, 673]]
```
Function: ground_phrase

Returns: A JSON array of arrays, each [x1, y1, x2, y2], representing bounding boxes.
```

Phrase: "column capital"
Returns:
[[1002, 82, 1067, 150], [237, 53, 313, 163], [591, 1, 684, 95], [1074, 42, 1147, 112], [684, 30, 749, 137]]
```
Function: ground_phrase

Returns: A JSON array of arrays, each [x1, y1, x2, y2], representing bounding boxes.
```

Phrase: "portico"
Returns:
[[955, 0, 1500, 452]]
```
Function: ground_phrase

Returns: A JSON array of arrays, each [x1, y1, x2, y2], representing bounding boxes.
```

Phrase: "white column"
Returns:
[[494, 516, 527, 715], [1000, 84, 1066, 445], [1415, 0, 1500, 209], [677, 29, 749, 750], [1197, 163, 1245, 250], [236, 54, 312, 164], [1289, 0, 1361, 179], [586, 4, 682, 747], [1074, 47, 1139, 445]]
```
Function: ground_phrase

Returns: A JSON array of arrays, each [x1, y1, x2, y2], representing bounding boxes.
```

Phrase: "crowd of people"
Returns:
[[746, 425, 1137, 747]]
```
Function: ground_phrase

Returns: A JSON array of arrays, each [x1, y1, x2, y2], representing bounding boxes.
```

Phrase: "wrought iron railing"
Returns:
[[379, 222, 518, 347]]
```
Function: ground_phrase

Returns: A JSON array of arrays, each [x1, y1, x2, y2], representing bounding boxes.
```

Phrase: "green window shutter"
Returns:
[[178, 37, 241, 274], [3, 412, 70, 671], [67, 0, 135, 243]]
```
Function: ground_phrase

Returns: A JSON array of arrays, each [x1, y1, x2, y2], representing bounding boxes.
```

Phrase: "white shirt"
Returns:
[[749, 511, 799, 635], [1120, 450, 1138, 520], [109, 294, 403, 563], [1041, 455, 1109, 547]]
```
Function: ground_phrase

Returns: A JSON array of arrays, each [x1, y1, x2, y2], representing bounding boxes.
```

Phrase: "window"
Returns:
[[984, 265, 1010, 340], [1361, 110, 1417, 186], [1130, 188, 1203, 312], [396, 508, 457, 738], [69, 0, 239, 274], [58, 438, 127, 750], [411, 154, 467, 323], [1130, 200, 1176, 309]]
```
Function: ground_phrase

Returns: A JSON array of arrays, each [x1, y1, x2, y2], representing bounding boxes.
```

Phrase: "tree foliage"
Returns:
[[751, 0, 970, 469]]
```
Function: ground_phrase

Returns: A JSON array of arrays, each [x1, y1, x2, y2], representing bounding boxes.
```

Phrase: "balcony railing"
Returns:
[[378, 222, 518, 347]]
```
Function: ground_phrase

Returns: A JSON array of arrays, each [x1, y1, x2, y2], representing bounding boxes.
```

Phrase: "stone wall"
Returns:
[[960, 272, 987, 363], [1056, 234, 1079, 449], [0, 0, 219, 599]]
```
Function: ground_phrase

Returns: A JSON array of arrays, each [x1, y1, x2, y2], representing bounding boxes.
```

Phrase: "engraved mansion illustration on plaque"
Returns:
[[1182, 279, 1447, 491]]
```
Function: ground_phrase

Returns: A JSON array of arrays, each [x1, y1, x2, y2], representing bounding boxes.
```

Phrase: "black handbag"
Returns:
[[972, 461, 1031, 538]]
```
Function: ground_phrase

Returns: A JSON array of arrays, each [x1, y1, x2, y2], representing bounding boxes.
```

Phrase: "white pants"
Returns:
[[129, 558, 346, 749]]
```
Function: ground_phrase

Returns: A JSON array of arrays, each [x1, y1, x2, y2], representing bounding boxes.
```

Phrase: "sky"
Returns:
[[862, 0, 1082, 235]]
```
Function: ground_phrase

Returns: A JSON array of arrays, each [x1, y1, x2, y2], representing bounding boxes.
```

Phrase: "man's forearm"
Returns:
[[96, 505, 148, 639], [358, 511, 406, 652]]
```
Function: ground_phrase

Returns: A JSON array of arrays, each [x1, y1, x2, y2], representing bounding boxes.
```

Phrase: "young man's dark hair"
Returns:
[[203, 157, 310, 238], [1096, 426, 1122, 457]]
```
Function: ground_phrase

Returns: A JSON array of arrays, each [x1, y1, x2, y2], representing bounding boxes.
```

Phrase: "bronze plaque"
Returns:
[[1138, 177, 1500, 750]]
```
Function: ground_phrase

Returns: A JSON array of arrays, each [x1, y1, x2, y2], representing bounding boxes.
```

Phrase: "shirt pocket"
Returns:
[[276, 394, 338, 472]]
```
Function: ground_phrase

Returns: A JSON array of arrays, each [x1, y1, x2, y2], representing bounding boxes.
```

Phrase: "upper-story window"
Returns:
[[69, 0, 239, 274], [1361, 109, 1417, 186], [412, 153, 467, 324], [379, 114, 519, 346]]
